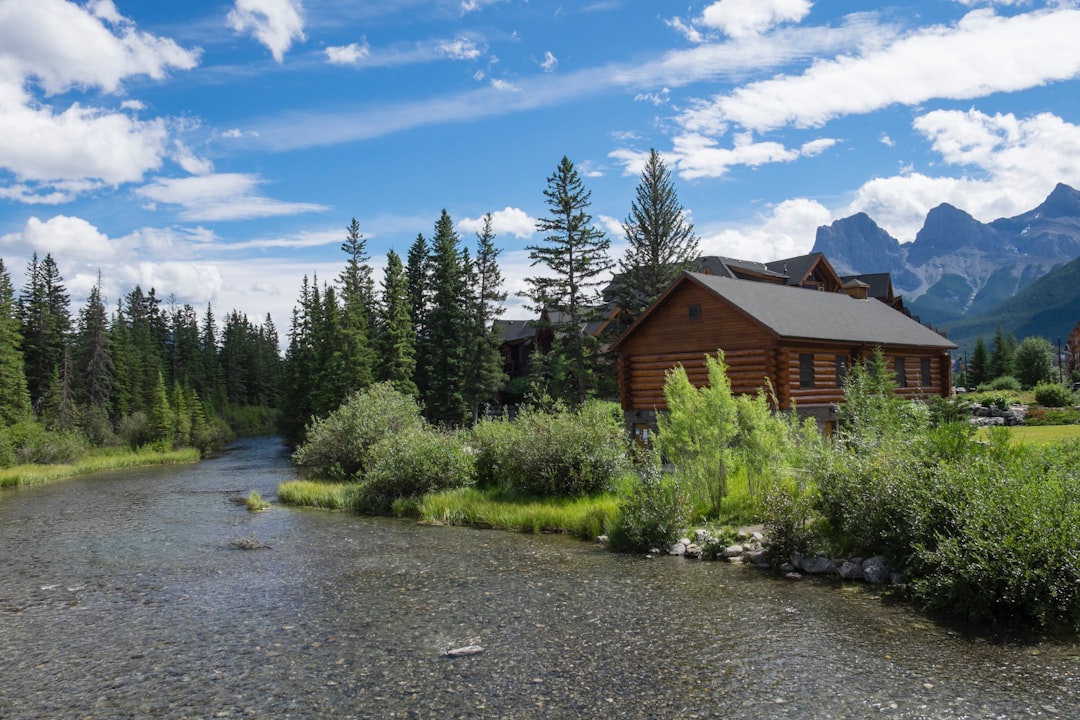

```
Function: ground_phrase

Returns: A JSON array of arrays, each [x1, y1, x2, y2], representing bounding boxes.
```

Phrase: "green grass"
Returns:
[[276, 479, 360, 509], [0, 446, 200, 490], [416, 487, 620, 541], [974, 424, 1080, 445]]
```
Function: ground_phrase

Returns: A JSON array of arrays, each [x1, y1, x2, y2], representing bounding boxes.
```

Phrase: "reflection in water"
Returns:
[[1, 436, 1077, 718]]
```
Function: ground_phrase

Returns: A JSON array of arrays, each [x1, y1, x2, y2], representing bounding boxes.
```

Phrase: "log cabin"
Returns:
[[610, 269, 957, 437]]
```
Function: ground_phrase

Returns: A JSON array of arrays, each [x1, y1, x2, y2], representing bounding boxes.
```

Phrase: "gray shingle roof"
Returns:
[[688, 272, 956, 349]]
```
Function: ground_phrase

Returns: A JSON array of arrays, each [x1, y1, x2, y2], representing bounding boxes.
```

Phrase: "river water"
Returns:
[[1, 436, 1078, 719]]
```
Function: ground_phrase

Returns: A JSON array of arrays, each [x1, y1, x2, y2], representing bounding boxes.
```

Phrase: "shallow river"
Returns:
[[1, 436, 1078, 719]]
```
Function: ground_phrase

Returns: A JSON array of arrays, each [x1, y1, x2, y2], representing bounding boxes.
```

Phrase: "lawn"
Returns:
[[974, 424, 1080, 445]]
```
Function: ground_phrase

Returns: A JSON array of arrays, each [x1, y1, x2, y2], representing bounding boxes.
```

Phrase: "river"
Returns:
[[1, 436, 1078, 719]]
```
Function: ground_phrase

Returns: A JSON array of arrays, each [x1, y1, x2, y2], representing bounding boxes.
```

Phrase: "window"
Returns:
[[920, 357, 932, 387], [894, 356, 907, 388], [835, 355, 848, 387], [799, 353, 815, 388], [688, 303, 700, 320]]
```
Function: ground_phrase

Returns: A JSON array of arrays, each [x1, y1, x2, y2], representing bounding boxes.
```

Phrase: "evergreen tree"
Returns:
[[466, 213, 508, 420], [280, 275, 317, 444], [199, 303, 224, 408], [148, 370, 173, 444], [337, 218, 376, 392], [19, 253, 71, 412], [405, 233, 432, 401], [422, 210, 473, 425], [0, 260, 31, 426], [614, 148, 699, 319], [1014, 336, 1055, 389], [524, 156, 613, 404], [968, 336, 990, 388], [376, 249, 418, 396], [168, 300, 201, 391], [990, 325, 1017, 380], [43, 349, 79, 431], [74, 275, 113, 411]]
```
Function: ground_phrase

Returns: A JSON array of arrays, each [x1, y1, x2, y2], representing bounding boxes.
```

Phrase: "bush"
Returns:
[[1033, 382, 1075, 408], [0, 421, 89, 466], [472, 401, 629, 498], [356, 427, 476, 513], [979, 375, 1021, 392], [607, 456, 688, 552], [292, 383, 423, 481]]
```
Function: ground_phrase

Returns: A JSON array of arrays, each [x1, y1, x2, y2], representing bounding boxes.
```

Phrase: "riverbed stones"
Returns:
[[838, 560, 863, 580]]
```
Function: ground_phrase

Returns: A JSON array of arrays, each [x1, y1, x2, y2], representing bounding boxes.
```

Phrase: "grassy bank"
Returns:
[[0, 446, 201, 490]]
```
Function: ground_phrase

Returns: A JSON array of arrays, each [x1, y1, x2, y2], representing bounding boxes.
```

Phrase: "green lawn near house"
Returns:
[[974, 424, 1080, 445]]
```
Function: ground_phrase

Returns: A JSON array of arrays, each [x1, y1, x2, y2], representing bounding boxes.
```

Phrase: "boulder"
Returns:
[[862, 556, 889, 584]]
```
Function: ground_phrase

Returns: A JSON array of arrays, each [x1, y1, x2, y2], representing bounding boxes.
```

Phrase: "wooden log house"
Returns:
[[610, 264, 957, 437]]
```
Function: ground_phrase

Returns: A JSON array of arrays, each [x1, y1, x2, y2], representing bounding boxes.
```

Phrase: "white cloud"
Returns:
[[136, 173, 327, 221], [326, 42, 370, 66], [0, 0, 199, 196], [227, 0, 306, 63], [840, 109, 1080, 242], [459, 207, 537, 239], [665, 16, 705, 44], [439, 37, 483, 61], [698, 198, 832, 260], [172, 141, 213, 175], [1, 215, 115, 262], [652, 132, 835, 180], [540, 51, 558, 72], [490, 78, 520, 92], [680, 7, 1080, 133], [700, 0, 813, 39]]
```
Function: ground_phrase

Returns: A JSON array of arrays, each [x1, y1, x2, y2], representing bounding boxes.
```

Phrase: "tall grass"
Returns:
[[417, 487, 619, 541], [0, 446, 200, 489], [276, 480, 360, 509]]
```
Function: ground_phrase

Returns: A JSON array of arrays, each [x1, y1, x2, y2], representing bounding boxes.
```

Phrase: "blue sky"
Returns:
[[3, 0, 1080, 334]]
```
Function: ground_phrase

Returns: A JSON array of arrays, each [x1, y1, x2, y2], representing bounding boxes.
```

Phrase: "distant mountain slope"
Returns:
[[945, 254, 1080, 351], [811, 183, 1080, 331]]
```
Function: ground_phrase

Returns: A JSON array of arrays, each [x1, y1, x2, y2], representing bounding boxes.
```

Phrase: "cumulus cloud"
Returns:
[[679, 7, 1080, 134], [700, 0, 813, 39], [227, 0, 306, 63], [326, 42, 370, 66], [1, 214, 115, 262], [0, 0, 199, 197], [459, 207, 537, 239], [698, 198, 832, 260], [136, 173, 327, 221]]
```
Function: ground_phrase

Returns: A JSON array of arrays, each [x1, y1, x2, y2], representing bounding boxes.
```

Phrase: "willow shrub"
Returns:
[[355, 427, 476, 513], [607, 452, 688, 552], [292, 383, 424, 481], [472, 400, 629, 498]]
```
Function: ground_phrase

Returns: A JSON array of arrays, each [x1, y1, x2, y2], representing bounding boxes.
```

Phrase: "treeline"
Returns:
[[279, 150, 699, 442], [0, 253, 280, 464], [963, 325, 1070, 391]]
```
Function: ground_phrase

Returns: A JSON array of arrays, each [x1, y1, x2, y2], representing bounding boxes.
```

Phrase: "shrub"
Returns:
[[1033, 382, 1075, 408], [356, 427, 476, 513], [472, 401, 629, 498], [0, 421, 89, 466], [292, 383, 423, 481], [608, 455, 688, 552], [980, 375, 1021, 392], [246, 490, 270, 512]]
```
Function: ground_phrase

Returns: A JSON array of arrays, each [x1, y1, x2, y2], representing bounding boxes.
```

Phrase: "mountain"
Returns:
[[812, 183, 1080, 330]]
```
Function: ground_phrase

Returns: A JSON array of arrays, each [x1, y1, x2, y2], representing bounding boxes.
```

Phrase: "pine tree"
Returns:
[[990, 326, 1017, 380], [199, 303, 224, 408], [74, 275, 114, 411], [968, 336, 990, 388], [406, 233, 432, 402], [524, 156, 613, 404], [466, 213, 507, 420], [0, 260, 31, 426], [615, 148, 699, 319], [337, 218, 376, 392], [280, 275, 317, 444], [423, 210, 473, 425], [376, 249, 418, 396], [19, 253, 71, 412]]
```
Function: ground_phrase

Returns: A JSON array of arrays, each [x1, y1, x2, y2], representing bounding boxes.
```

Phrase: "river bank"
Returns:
[[0, 445, 200, 491]]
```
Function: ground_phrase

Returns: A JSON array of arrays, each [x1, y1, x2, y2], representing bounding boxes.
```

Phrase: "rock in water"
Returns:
[[445, 645, 485, 657]]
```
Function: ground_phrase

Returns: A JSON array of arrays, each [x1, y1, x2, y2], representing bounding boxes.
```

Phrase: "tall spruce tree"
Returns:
[[19, 253, 71, 412], [406, 233, 432, 403], [376, 249, 418, 396], [74, 274, 113, 411], [524, 156, 613, 404], [968, 336, 990, 388], [422, 210, 473, 425], [990, 325, 1017, 380], [466, 213, 507, 420], [0, 259, 31, 426], [615, 148, 699, 319], [337, 218, 376, 392]]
